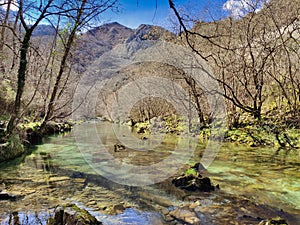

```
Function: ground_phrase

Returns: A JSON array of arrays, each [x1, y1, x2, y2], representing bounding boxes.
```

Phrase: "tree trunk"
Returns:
[[185, 77, 206, 125], [6, 31, 32, 135], [40, 0, 87, 131]]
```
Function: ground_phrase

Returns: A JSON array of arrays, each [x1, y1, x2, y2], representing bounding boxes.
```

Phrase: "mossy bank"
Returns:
[[128, 115, 300, 149], [0, 121, 73, 163]]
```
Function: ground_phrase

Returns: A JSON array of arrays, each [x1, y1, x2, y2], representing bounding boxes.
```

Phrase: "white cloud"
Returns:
[[223, 0, 268, 19], [0, 0, 19, 12]]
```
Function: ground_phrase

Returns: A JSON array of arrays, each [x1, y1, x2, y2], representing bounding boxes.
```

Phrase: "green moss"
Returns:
[[65, 204, 102, 225], [224, 122, 300, 148], [18, 121, 42, 130], [0, 115, 9, 121], [133, 121, 150, 134], [184, 168, 198, 176], [259, 216, 288, 225], [131, 113, 299, 148], [0, 134, 25, 163]]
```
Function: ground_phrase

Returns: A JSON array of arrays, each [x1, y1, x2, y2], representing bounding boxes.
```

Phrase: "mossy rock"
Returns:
[[43, 122, 72, 135], [47, 204, 102, 225], [0, 134, 24, 163]]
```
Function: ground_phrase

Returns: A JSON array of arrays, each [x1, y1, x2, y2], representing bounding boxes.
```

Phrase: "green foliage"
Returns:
[[133, 121, 150, 134], [164, 115, 187, 134]]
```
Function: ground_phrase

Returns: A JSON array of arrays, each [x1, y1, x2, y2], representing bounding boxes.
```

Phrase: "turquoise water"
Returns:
[[0, 121, 299, 224], [205, 145, 300, 215]]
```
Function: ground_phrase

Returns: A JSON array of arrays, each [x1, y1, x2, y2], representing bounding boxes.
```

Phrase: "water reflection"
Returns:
[[30, 152, 54, 172], [1, 211, 51, 225]]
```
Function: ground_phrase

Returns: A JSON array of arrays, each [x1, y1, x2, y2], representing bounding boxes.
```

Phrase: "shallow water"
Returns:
[[0, 121, 299, 224], [206, 145, 300, 215]]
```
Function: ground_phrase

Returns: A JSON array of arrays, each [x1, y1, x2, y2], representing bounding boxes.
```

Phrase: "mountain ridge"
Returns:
[[72, 22, 175, 73]]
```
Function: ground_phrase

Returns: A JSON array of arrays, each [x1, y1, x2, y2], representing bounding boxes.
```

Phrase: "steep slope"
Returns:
[[126, 24, 176, 43], [73, 22, 134, 73], [75, 24, 179, 119], [81, 23, 177, 81], [32, 25, 57, 37]]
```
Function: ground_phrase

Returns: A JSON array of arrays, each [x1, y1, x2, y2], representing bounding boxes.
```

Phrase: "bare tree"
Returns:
[[0, 0, 13, 72], [4, 0, 118, 136], [169, 0, 300, 124], [6, 0, 54, 134]]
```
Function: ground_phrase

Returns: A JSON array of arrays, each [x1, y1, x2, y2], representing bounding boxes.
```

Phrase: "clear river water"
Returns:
[[0, 121, 299, 224]]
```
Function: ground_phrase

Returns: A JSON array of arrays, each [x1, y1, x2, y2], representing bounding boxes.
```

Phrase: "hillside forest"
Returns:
[[0, 0, 299, 161]]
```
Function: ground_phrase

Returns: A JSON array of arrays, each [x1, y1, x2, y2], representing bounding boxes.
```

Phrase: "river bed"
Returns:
[[0, 121, 299, 224]]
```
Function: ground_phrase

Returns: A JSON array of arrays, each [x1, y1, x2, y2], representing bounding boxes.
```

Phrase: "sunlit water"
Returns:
[[0, 121, 299, 224]]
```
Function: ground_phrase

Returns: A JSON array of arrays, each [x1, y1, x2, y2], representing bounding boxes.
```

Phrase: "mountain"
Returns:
[[75, 23, 179, 119], [72, 22, 176, 73], [126, 24, 176, 43], [77, 23, 177, 82], [85, 22, 133, 47], [32, 25, 56, 37], [73, 22, 134, 73]]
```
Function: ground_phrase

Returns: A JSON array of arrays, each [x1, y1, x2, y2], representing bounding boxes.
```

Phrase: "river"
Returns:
[[0, 121, 299, 224]]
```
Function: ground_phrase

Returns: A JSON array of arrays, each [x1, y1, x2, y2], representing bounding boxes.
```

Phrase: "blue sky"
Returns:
[[103, 0, 229, 29], [0, 0, 267, 29]]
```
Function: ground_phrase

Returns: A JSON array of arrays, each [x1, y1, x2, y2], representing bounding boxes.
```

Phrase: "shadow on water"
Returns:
[[0, 147, 168, 224]]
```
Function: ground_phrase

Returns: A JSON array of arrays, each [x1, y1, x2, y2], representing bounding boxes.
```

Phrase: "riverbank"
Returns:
[[2, 113, 298, 166], [127, 115, 300, 149], [0, 120, 74, 163]]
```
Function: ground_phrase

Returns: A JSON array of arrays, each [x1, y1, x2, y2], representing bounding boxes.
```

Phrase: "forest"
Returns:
[[0, 1, 299, 225], [0, 0, 299, 159]]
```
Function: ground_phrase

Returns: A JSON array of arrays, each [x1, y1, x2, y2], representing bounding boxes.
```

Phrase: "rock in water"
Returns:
[[47, 204, 102, 225], [190, 162, 206, 172], [114, 144, 126, 152], [0, 190, 21, 201], [172, 174, 215, 192], [168, 208, 201, 224], [258, 217, 288, 225]]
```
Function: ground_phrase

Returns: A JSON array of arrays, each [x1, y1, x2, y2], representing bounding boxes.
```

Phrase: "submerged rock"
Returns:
[[172, 174, 216, 192], [114, 144, 126, 152], [168, 208, 201, 225], [258, 217, 289, 225], [112, 203, 126, 214], [0, 191, 17, 201], [47, 204, 102, 225]]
